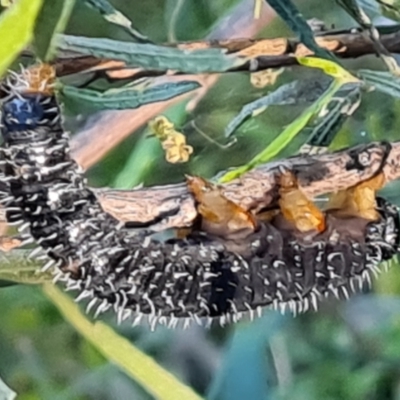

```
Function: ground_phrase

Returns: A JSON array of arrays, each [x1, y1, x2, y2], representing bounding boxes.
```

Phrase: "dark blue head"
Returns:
[[1, 95, 44, 132]]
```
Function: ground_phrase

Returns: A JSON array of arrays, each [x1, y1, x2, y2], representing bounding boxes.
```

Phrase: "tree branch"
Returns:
[[0, 141, 397, 253], [92, 141, 397, 231]]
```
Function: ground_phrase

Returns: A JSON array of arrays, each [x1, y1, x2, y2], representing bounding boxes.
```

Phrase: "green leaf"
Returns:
[[33, 0, 76, 61], [219, 80, 342, 183], [335, 0, 400, 73], [295, 57, 362, 151], [0, 252, 51, 285], [220, 55, 362, 181], [356, 0, 400, 20], [358, 69, 400, 98], [57, 35, 243, 73], [0, 0, 44, 77], [301, 82, 362, 150], [61, 80, 200, 111], [380, 0, 400, 19], [375, 0, 400, 20], [336, 0, 372, 22], [84, 0, 151, 43], [208, 315, 286, 400], [355, 0, 400, 20], [265, 0, 335, 61], [357, 0, 381, 14], [224, 77, 331, 138], [0, 376, 16, 400], [297, 56, 359, 83], [43, 283, 204, 400]]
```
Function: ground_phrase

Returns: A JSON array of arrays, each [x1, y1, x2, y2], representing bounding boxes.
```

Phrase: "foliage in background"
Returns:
[[2, 0, 400, 399]]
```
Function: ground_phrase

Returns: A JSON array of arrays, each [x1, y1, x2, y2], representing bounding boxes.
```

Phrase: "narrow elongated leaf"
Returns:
[[0, 0, 44, 76], [297, 56, 362, 151], [58, 35, 243, 73], [358, 0, 381, 14], [335, 0, 400, 73], [61, 80, 200, 110], [224, 77, 331, 138], [220, 56, 361, 181], [265, 0, 335, 61], [254, 0, 264, 18], [297, 56, 359, 83], [336, 0, 371, 22], [43, 283, 204, 400], [301, 82, 362, 150], [376, 0, 400, 20], [33, 0, 76, 61], [357, 0, 400, 19], [358, 69, 400, 98], [219, 80, 341, 182], [0, 252, 51, 284], [84, 0, 151, 43]]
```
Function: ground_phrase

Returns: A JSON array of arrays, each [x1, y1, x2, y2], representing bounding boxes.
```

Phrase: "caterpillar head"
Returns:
[[0, 93, 61, 145], [0, 64, 58, 141]]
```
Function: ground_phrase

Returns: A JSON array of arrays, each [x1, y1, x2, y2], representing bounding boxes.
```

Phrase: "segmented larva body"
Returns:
[[0, 73, 399, 327]]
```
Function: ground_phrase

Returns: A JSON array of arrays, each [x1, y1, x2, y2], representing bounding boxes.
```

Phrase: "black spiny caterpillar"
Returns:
[[0, 67, 399, 328]]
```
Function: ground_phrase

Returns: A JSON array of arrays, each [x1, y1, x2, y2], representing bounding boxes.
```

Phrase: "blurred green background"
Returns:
[[2, 0, 400, 399]]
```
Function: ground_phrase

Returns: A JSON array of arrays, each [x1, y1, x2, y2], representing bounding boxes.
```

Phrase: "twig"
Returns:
[[56, 25, 400, 83], [1, 141, 395, 231], [92, 141, 396, 230]]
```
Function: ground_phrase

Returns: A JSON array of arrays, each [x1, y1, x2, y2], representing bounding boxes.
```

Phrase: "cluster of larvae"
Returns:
[[0, 65, 398, 328]]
